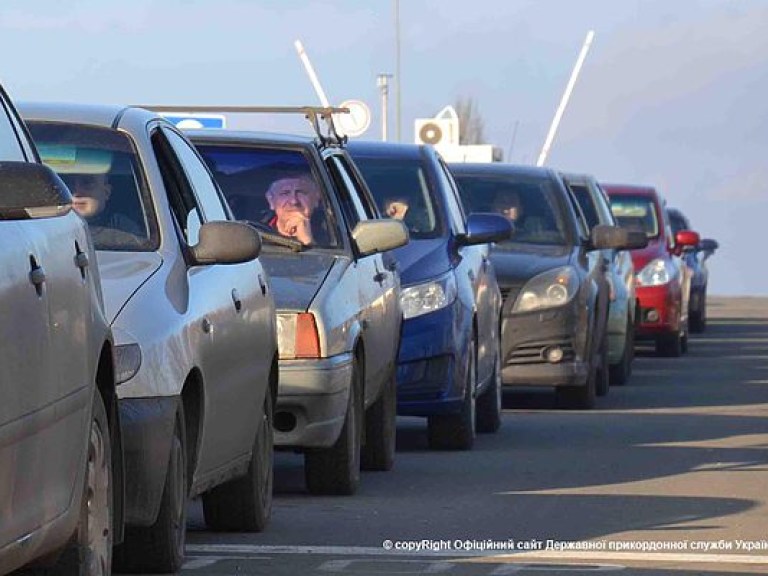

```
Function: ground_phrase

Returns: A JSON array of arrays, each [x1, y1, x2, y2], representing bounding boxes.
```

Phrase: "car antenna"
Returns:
[[133, 105, 350, 147]]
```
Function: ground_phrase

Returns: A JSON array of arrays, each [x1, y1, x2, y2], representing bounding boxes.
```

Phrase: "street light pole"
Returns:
[[377, 74, 392, 141], [394, 0, 402, 142]]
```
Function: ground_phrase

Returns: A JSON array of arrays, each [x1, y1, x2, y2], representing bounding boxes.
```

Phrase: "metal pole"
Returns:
[[536, 30, 595, 167], [394, 0, 402, 142], [377, 74, 391, 141], [294, 39, 331, 107]]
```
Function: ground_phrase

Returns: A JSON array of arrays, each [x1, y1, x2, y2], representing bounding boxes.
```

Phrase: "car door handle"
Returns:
[[258, 274, 267, 296], [231, 289, 242, 313], [374, 271, 387, 284], [29, 258, 46, 295]]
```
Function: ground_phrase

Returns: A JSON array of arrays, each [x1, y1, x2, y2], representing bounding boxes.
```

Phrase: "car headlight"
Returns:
[[400, 273, 458, 320], [114, 343, 142, 385], [512, 266, 578, 313], [637, 258, 670, 286]]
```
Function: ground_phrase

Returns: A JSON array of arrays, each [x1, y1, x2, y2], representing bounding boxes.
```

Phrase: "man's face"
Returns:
[[70, 173, 111, 218], [266, 177, 319, 220]]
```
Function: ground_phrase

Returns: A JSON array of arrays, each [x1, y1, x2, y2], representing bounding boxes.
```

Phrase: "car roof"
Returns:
[[18, 101, 163, 129], [449, 162, 559, 180], [601, 183, 657, 197], [186, 129, 317, 148], [345, 139, 428, 160]]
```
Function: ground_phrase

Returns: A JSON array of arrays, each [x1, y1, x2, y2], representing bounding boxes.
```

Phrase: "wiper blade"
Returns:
[[242, 221, 305, 252]]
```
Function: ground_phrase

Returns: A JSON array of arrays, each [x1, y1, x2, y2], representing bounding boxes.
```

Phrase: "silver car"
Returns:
[[562, 172, 642, 387], [0, 88, 121, 575], [191, 130, 409, 495], [22, 103, 277, 573]]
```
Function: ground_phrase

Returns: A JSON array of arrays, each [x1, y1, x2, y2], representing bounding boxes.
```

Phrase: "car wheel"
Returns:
[[475, 340, 502, 434], [202, 390, 274, 531], [361, 369, 397, 472], [53, 391, 113, 576], [427, 337, 476, 450], [656, 332, 682, 357], [304, 358, 362, 495], [114, 404, 187, 574], [609, 314, 633, 386], [690, 290, 707, 333]]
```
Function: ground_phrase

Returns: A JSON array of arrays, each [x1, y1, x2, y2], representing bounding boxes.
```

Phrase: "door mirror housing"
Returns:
[[460, 213, 514, 246], [191, 221, 262, 265], [352, 219, 409, 257], [590, 224, 648, 251], [0, 161, 73, 220]]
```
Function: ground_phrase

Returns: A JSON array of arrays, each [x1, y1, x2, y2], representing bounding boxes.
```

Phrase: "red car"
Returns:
[[603, 184, 699, 357]]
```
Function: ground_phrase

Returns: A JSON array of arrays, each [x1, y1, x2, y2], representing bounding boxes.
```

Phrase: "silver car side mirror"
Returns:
[[191, 221, 262, 265], [352, 219, 409, 257]]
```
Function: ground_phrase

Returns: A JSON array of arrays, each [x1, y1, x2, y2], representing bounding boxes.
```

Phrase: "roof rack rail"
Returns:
[[134, 105, 351, 147]]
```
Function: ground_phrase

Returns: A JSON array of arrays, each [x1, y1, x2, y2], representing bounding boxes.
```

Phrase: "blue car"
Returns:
[[347, 141, 511, 450]]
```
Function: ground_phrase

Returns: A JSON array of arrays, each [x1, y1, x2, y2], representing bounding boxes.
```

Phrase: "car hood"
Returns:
[[97, 251, 163, 324], [629, 238, 668, 272], [259, 251, 337, 311], [491, 243, 573, 286], [391, 238, 452, 285]]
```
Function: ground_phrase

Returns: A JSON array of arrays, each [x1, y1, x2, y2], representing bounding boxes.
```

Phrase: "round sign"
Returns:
[[336, 99, 371, 137]]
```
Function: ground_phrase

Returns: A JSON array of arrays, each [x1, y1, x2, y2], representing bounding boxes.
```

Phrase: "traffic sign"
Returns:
[[159, 112, 226, 130], [336, 99, 370, 137]]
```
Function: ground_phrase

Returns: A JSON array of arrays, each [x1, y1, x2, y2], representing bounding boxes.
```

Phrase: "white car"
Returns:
[[0, 87, 121, 575]]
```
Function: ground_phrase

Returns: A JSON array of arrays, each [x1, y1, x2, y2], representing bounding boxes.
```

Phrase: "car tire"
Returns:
[[427, 338, 476, 450], [690, 290, 707, 333], [202, 390, 273, 531], [51, 391, 113, 576], [656, 332, 682, 357], [361, 370, 397, 472], [475, 342, 502, 434], [609, 314, 633, 386], [113, 404, 187, 574], [304, 358, 362, 495]]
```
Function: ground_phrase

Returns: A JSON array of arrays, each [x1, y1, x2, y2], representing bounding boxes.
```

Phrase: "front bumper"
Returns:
[[499, 297, 590, 388], [274, 353, 353, 449], [635, 284, 680, 338], [395, 304, 468, 417], [119, 396, 179, 526]]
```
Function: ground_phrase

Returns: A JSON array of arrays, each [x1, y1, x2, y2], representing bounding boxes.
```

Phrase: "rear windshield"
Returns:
[[349, 156, 443, 239], [27, 121, 155, 251], [453, 172, 568, 246], [195, 144, 340, 249], [609, 195, 660, 238]]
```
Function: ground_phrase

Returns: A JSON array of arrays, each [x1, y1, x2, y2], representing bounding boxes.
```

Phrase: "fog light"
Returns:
[[545, 346, 564, 363], [646, 309, 659, 322]]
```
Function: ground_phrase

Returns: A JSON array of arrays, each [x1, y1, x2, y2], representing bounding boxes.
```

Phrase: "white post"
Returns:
[[536, 30, 595, 167], [294, 39, 331, 107]]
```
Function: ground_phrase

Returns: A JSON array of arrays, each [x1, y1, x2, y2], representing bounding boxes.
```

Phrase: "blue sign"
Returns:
[[160, 113, 226, 130]]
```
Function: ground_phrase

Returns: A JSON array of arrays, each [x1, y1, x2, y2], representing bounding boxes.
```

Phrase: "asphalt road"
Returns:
[[181, 296, 768, 576]]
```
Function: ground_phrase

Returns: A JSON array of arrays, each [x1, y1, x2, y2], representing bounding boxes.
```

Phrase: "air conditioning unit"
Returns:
[[414, 105, 460, 146]]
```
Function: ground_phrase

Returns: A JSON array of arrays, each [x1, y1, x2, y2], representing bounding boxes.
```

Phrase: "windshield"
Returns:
[[195, 144, 340, 249], [610, 195, 660, 238], [453, 172, 568, 246], [27, 122, 154, 251], [349, 156, 443, 239]]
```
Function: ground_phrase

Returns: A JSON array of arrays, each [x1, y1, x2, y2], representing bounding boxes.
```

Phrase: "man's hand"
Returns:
[[280, 213, 313, 245], [387, 201, 408, 220]]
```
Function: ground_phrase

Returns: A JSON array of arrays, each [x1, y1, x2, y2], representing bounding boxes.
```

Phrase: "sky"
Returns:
[[1, 0, 765, 295]]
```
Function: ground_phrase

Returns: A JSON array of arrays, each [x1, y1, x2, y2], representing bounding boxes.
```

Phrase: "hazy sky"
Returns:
[[1, 0, 765, 295]]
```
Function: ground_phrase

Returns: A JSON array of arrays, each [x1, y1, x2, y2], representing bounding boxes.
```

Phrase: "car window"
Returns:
[[0, 97, 25, 161], [351, 155, 443, 239], [568, 183, 600, 230], [162, 128, 228, 223], [609, 195, 660, 239], [195, 143, 340, 249], [453, 172, 569, 246], [325, 155, 368, 230], [438, 157, 467, 235], [28, 121, 156, 251], [668, 211, 688, 235]]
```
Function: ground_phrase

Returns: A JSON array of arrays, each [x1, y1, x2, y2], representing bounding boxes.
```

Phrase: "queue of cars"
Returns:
[[2, 74, 717, 574]]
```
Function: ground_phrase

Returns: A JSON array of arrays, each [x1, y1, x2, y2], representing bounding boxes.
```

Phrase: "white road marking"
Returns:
[[185, 544, 768, 566]]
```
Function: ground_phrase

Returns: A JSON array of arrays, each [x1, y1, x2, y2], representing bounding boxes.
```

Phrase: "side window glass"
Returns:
[[336, 154, 378, 219], [564, 187, 590, 240], [437, 158, 466, 235], [151, 128, 204, 245], [326, 155, 365, 230], [0, 97, 25, 161], [162, 128, 228, 222]]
